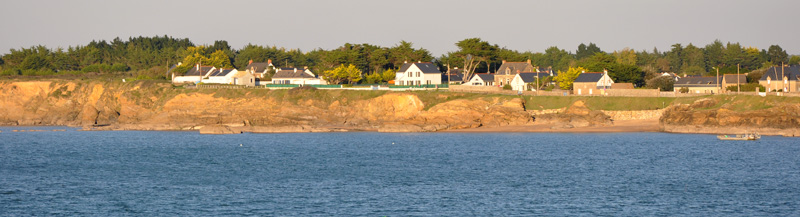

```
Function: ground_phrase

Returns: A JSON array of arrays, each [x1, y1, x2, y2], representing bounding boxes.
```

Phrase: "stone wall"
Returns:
[[605, 89, 660, 97], [449, 85, 502, 93], [600, 109, 664, 120], [529, 108, 663, 121]]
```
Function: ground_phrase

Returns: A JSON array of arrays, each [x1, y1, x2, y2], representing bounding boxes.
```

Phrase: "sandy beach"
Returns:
[[445, 119, 662, 133]]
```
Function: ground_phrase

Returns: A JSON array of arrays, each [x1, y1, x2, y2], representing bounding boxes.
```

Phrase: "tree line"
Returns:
[[1, 36, 796, 87]]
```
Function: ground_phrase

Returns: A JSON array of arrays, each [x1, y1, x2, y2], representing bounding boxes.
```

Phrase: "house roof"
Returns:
[[398, 62, 441, 74], [722, 74, 746, 84], [273, 68, 316, 79], [674, 76, 719, 87], [246, 62, 271, 72], [208, 69, 235, 77], [473, 73, 494, 82], [611, 83, 634, 89], [497, 62, 535, 75], [516, 72, 551, 83], [443, 73, 463, 82], [760, 65, 800, 81], [185, 65, 214, 76], [574, 73, 605, 83]]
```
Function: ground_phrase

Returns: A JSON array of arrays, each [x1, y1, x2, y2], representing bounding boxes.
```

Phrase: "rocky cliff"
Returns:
[[0, 81, 534, 133], [660, 98, 800, 137]]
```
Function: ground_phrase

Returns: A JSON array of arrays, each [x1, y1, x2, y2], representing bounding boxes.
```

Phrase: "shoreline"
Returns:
[[2, 120, 799, 137], [443, 119, 662, 133]]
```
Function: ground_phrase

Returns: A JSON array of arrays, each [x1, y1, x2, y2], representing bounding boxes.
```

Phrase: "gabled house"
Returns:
[[467, 73, 495, 86], [395, 61, 442, 86], [674, 77, 720, 93], [272, 67, 327, 85], [245, 59, 275, 78], [759, 65, 800, 92], [172, 64, 215, 84], [202, 68, 235, 84], [573, 70, 614, 95], [231, 70, 256, 87], [510, 72, 550, 91], [721, 74, 747, 92], [495, 60, 535, 86]]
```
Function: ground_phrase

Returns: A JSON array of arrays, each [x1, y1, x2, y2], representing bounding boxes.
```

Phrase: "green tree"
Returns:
[[555, 66, 586, 90], [645, 75, 675, 91], [445, 38, 499, 82], [208, 50, 233, 68], [322, 64, 363, 84], [789, 55, 800, 65], [576, 43, 602, 60], [766, 45, 788, 65], [612, 48, 637, 65]]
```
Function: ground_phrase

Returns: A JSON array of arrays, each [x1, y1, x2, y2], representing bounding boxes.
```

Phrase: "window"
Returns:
[[417, 72, 420, 77]]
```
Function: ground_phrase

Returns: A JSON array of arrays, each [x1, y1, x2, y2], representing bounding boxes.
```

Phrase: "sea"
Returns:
[[1, 127, 799, 216]]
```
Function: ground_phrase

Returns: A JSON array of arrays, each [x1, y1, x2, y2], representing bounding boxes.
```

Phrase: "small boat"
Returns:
[[717, 132, 761, 140]]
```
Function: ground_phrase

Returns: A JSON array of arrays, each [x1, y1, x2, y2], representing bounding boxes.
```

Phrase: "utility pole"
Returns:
[[715, 66, 720, 94], [737, 64, 740, 93], [781, 62, 785, 92]]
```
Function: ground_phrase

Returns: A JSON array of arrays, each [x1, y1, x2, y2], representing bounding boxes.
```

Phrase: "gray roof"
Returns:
[[273, 68, 315, 79], [574, 73, 605, 83], [398, 62, 441, 74], [185, 66, 214, 76], [517, 72, 551, 83], [674, 77, 719, 87], [497, 62, 535, 75], [722, 74, 746, 83], [761, 65, 800, 81], [208, 69, 234, 77], [443, 73, 463, 82], [246, 62, 271, 72], [473, 73, 494, 82]]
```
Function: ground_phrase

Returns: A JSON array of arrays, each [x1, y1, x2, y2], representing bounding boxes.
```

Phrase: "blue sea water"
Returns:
[[1, 127, 799, 216]]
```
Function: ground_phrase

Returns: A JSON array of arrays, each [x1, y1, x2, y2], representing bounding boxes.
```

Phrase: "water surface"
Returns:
[[1, 127, 799, 215]]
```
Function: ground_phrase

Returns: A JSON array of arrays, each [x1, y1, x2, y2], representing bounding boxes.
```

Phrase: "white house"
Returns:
[[510, 72, 550, 91], [172, 64, 215, 84], [202, 68, 237, 84], [272, 67, 328, 85], [573, 70, 614, 95], [395, 61, 442, 86], [467, 73, 494, 86]]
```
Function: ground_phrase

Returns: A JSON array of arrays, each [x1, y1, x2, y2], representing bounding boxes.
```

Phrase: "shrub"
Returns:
[[502, 84, 512, 90], [726, 83, 764, 92], [679, 87, 689, 93]]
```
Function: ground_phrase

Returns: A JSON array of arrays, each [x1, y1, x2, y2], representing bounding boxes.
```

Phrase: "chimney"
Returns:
[[526, 59, 531, 64], [249, 59, 253, 65], [502, 60, 507, 64], [196, 63, 200, 71], [603, 69, 608, 74], [404, 60, 408, 64], [304, 66, 308, 70], [294, 68, 297, 73], [418, 60, 421, 63], [267, 59, 272, 65]]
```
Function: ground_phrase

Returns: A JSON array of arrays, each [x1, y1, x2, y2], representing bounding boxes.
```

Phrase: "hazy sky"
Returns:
[[2, 0, 798, 56]]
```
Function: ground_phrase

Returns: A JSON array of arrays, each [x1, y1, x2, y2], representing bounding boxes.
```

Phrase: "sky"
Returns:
[[1, 0, 799, 56]]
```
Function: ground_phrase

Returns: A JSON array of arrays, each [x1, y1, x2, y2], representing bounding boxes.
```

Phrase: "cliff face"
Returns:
[[660, 98, 800, 136], [0, 81, 534, 132]]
